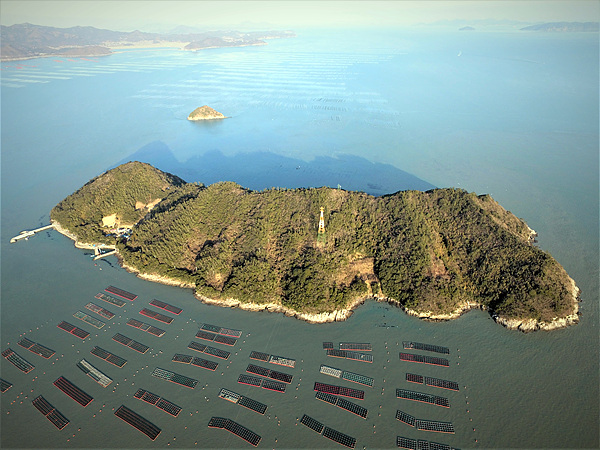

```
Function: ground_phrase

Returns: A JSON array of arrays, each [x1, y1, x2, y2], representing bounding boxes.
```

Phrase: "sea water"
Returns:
[[1, 29, 598, 448]]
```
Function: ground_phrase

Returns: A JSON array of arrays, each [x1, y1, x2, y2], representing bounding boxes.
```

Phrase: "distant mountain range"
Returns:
[[520, 22, 599, 32], [0, 23, 295, 61]]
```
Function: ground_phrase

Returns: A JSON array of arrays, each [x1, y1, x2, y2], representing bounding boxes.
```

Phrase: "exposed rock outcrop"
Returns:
[[187, 105, 226, 121]]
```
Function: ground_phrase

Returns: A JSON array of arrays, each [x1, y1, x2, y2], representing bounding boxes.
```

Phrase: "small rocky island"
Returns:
[[187, 106, 226, 121], [50, 162, 580, 332]]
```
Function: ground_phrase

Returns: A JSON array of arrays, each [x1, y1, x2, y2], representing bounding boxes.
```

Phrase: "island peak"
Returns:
[[187, 105, 226, 121]]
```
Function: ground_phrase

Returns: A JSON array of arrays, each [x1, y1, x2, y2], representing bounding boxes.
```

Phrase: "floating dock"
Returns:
[[314, 382, 364, 400], [1, 378, 13, 393], [399, 353, 449, 367], [73, 310, 105, 329], [171, 353, 219, 371], [112, 333, 149, 353], [105, 286, 137, 301], [403, 341, 450, 355], [32, 395, 69, 430], [77, 359, 112, 387], [139, 307, 173, 324], [151, 367, 198, 388], [90, 346, 127, 367], [249, 350, 296, 368], [134, 388, 182, 417], [406, 373, 459, 391], [395, 410, 454, 434], [238, 374, 286, 393], [149, 299, 182, 315], [85, 302, 115, 319], [57, 321, 89, 339], [207, 417, 262, 447], [114, 405, 161, 440], [127, 318, 165, 337], [246, 363, 293, 384], [54, 376, 93, 407], [17, 338, 55, 359], [396, 436, 455, 450], [2, 348, 35, 373], [10, 224, 54, 243], [340, 342, 372, 351], [95, 292, 126, 307], [316, 391, 368, 418], [396, 389, 450, 408], [195, 329, 237, 346], [300, 414, 356, 448], [218, 388, 268, 415], [188, 341, 230, 359]]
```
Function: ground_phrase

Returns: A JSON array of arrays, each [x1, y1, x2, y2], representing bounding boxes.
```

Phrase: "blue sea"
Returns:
[[1, 29, 598, 448]]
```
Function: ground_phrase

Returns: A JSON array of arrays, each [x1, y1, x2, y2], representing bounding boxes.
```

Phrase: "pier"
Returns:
[[10, 224, 54, 243]]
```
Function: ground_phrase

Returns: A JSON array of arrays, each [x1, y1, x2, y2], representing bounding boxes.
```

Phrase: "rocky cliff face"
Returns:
[[187, 106, 226, 121]]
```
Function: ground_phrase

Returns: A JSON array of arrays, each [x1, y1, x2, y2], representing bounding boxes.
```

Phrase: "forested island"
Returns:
[[50, 162, 580, 331]]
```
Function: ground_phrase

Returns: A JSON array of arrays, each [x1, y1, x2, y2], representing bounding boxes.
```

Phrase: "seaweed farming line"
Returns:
[[95, 292, 126, 307], [149, 299, 182, 315], [199, 322, 242, 338], [151, 367, 198, 388], [53, 376, 93, 407], [300, 414, 356, 448], [403, 341, 450, 355], [1, 378, 13, 393], [319, 364, 374, 387], [57, 321, 90, 339], [139, 307, 174, 324], [314, 382, 365, 400], [249, 350, 296, 368], [237, 374, 286, 393], [207, 416, 262, 447], [105, 285, 137, 301], [188, 341, 231, 359], [395, 410, 455, 434], [396, 389, 450, 408], [195, 329, 237, 346], [17, 337, 55, 359], [127, 318, 166, 337], [218, 388, 268, 415], [246, 363, 293, 384], [114, 405, 161, 440], [171, 353, 219, 371], [2, 348, 35, 373], [112, 333, 150, 353], [399, 353, 449, 367], [134, 388, 182, 417], [326, 349, 373, 363], [32, 395, 69, 430], [73, 310, 105, 329], [406, 373, 460, 391], [396, 436, 457, 450], [315, 391, 368, 418], [90, 346, 127, 367], [77, 359, 112, 387]]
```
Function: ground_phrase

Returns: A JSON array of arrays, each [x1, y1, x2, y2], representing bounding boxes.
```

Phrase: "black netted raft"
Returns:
[[126, 318, 166, 337], [246, 363, 293, 383], [396, 410, 455, 434], [151, 367, 198, 388], [1, 378, 13, 393], [114, 405, 161, 440], [207, 417, 261, 447], [249, 350, 296, 368], [2, 348, 35, 373], [149, 299, 182, 315], [218, 388, 267, 415], [32, 395, 69, 430], [134, 388, 182, 417], [299, 414, 356, 448], [315, 391, 368, 418], [139, 308, 173, 324], [314, 382, 364, 400], [396, 436, 455, 450], [53, 376, 93, 407], [399, 353, 449, 367], [18, 337, 56, 359], [57, 321, 89, 339], [402, 341, 449, 354], [112, 333, 149, 354], [396, 389, 450, 408], [406, 373, 459, 391], [105, 285, 137, 301], [91, 346, 127, 368]]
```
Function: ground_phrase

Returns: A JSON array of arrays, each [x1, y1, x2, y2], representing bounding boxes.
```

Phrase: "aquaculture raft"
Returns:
[[104, 285, 137, 301], [195, 330, 237, 346], [340, 342, 372, 351], [84, 302, 115, 319], [249, 350, 296, 368], [134, 388, 182, 417], [299, 414, 356, 448], [127, 318, 166, 337], [207, 417, 262, 447], [403, 341, 450, 355], [57, 321, 90, 339], [114, 405, 161, 440], [316, 391, 368, 418], [171, 353, 219, 371], [188, 341, 230, 359], [218, 388, 268, 415], [200, 323, 242, 338], [151, 367, 198, 388], [396, 410, 454, 434], [399, 353, 449, 367], [396, 389, 450, 408], [77, 359, 112, 387], [327, 349, 373, 363], [53, 376, 93, 407], [32, 395, 69, 430], [319, 364, 374, 387], [112, 333, 149, 353], [2, 348, 35, 373], [0, 378, 12, 393], [396, 436, 455, 450], [139, 307, 173, 324], [17, 337, 55, 359], [323, 342, 334, 349], [238, 374, 286, 393], [406, 373, 459, 391], [73, 310, 105, 329], [246, 363, 293, 383], [149, 299, 182, 315], [314, 382, 364, 400], [90, 346, 127, 367], [95, 292, 126, 307]]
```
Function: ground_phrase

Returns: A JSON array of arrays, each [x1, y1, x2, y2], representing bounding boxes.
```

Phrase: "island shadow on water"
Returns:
[[113, 141, 435, 195]]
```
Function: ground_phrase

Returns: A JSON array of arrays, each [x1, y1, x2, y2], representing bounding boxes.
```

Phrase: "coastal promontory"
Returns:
[[50, 161, 580, 331], [187, 106, 226, 121]]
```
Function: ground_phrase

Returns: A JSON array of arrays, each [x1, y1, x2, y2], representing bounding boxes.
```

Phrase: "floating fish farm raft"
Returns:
[[57, 321, 90, 339], [53, 376, 93, 407], [90, 346, 127, 367], [406, 373, 459, 391], [95, 292, 126, 307], [249, 350, 296, 368], [200, 323, 242, 338], [218, 388, 268, 415], [134, 388, 182, 417], [396, 389, 450, 408], [73, 310, 105, 329], [104, 286, 137, 301], [319, 364, 374, 387], [188, 341, 231, 359], [151, 367, 198, 388], [139, 307, 173, 324], [395, 410, 455, 434], [246, 363, 293, 383], [84, 302, 115, 319], [315, 391, 368, 418], [32, 395, 69, 430], [114, 405, 161, 440], [112, 333, 149, 353], [1, 378, 12, 393], [2, 348, 35, 373], [126, 318, 166, 337], [149, 299, 182, 315], [399, 353, 449, 367], [323, 342, 334, 349], [208, 417, 262, 447], [403, 342, 450, 355], [300, 414, 356, 448], [237, 374, 286, 393], [195, 330, 237, 346], [339, 342, 372, 351], [17, 338, 55, 359], [314, 382, 365, 400], [171, 353, 219, 371], [326, 349, 373, 363], [396, 436, 456, 450], [76, 359, 112, 387]]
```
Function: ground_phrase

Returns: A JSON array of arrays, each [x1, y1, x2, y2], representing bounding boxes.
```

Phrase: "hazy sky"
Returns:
[[1, 0, 599, 30]]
